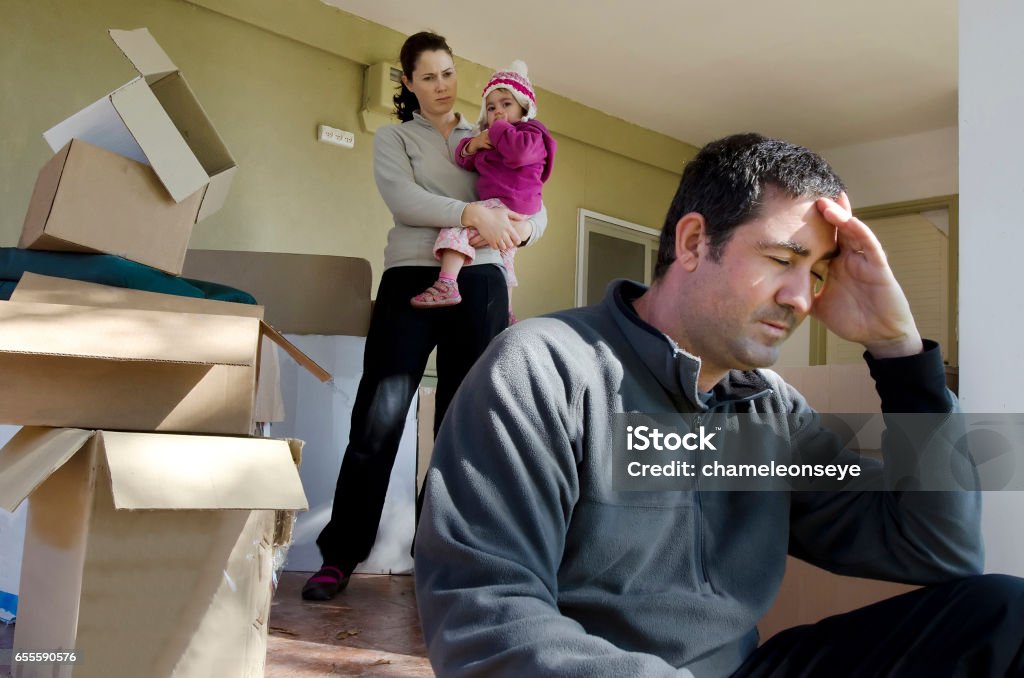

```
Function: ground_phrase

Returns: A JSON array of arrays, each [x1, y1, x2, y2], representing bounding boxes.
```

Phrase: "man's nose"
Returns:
[[776, 276, 814, 316]]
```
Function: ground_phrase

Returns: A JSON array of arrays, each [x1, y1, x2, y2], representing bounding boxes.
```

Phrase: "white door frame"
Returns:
[[575, 209, 660, 307]]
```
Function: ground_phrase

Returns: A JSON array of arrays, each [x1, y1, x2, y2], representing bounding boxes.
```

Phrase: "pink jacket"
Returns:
[[454, 118, 556, 215]]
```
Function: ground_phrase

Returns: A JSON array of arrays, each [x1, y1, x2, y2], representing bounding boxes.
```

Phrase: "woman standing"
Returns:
[[303, 31, 547, 600]]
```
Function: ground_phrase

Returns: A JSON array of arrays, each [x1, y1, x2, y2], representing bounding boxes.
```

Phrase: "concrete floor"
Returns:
[[0, 573, 433, 678]]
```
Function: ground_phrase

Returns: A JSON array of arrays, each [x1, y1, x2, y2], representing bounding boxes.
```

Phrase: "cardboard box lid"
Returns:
[[0, 300, 258, 366], [99, 431, 308, 510], [12, 273, 331, 382], [0, 427, 308, 512], [43, 28, 236, 209], [108, 27, 178, 83]]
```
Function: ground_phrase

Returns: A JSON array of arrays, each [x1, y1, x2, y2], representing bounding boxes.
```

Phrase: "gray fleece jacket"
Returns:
[[373, 111, 548, 270], [414, 280, 982, 678]]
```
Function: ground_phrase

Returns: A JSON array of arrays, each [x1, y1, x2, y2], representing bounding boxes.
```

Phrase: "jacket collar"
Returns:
[[411, 110, 474, 132], [604, 280, 772, 410]]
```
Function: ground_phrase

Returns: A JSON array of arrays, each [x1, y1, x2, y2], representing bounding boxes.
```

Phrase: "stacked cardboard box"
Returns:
[[0, 275, 325, 678], [0, 27, 326, 678], [21, 28, 236, 275]]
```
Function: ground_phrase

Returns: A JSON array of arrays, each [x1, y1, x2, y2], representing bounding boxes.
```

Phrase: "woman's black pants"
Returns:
[[316, 264, 508, 573]]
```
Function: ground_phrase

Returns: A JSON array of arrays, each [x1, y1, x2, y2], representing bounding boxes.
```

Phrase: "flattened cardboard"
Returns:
[[43, 28, 236, 217], [182, 250, 373, 336], [20, 139, 202, 274], [0, 427, 306, 678]]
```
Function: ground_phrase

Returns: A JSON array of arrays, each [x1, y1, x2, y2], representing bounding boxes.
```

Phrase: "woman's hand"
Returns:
[[468, 211, 533, 250], [509, 213, 533, 246], [463, 203, 523, 251]]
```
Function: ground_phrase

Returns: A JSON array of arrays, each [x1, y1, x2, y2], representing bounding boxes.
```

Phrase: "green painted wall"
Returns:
[[1, 0, 696, 318]]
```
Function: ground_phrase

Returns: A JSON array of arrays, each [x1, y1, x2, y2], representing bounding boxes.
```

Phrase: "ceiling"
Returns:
[[322, 0, 957, 151]]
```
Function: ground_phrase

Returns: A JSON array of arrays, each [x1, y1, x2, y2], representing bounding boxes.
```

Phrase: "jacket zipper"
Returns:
[[693, 412, 711, 590], [691, 393, 771, 592], [677, 388, 773, 593]]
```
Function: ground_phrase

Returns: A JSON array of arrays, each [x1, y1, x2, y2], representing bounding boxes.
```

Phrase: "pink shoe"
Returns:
[[411, 279, 462, 308]]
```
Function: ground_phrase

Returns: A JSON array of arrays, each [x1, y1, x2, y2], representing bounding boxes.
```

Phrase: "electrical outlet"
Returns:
[[317, 124, 355, 149]]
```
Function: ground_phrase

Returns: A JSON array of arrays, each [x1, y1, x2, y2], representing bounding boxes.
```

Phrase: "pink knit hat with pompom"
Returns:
[[478, 60, 537, 126]]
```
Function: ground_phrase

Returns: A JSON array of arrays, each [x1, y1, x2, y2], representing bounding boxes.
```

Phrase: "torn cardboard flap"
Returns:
[[260, 320, 331, 382], [0, 427, 96, 513], [42, 27, 236, 212], [274, 438, 306, 547]]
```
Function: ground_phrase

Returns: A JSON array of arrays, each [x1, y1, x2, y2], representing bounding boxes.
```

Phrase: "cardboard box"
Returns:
[[20, 139, 203, 274], [25, 28, 237, 274], [0, 273, 329, 435], [0, 426, 307, 678]]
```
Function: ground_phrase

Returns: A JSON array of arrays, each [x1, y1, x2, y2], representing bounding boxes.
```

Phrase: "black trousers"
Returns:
[[733, 574, 1024, 677], [316, 265, 508, 573]]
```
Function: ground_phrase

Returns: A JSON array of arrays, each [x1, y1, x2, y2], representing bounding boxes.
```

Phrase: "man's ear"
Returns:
[[674, 213, 709, 272]]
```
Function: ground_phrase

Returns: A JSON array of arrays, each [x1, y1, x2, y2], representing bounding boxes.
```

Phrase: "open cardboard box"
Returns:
[[0, 426, 307, 678], [0, 273, 329, 435], [21, 28, 237, 274]]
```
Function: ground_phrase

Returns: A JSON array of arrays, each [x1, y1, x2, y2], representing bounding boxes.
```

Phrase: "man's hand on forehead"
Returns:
[[810, 192, 923, 359]]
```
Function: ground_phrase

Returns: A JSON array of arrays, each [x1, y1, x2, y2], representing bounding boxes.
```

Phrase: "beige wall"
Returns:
[[821, 126, 957, 208], [1, 0, 695, 319]]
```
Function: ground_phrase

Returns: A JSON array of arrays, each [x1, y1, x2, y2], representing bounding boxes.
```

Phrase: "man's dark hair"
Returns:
[[653, 133, 845, 279]]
